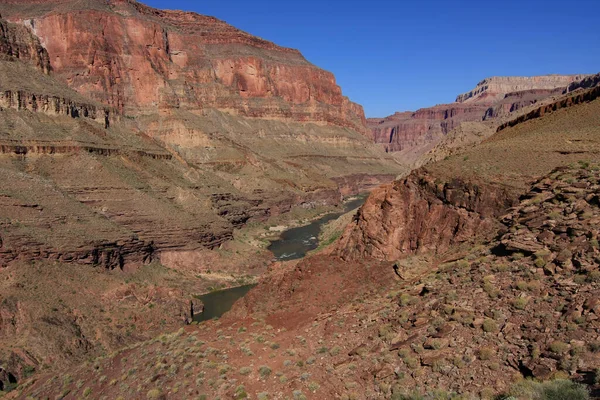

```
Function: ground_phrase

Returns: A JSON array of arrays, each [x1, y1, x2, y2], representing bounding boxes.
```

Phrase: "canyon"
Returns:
[[0, 0, 405, 272], [16, 89, 600, 399], [0, 0, 599, 399], [0, 0, 403, 389], [368, 74, 591, 167]]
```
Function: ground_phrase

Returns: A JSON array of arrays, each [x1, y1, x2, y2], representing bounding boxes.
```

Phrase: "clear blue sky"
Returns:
[[143, 0, 599, 117]]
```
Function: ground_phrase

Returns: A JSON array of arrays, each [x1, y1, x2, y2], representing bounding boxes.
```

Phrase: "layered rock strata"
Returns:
[[2, 0, 367, 133], [455, 75, 588, 103], [370, 74, 590, 154]]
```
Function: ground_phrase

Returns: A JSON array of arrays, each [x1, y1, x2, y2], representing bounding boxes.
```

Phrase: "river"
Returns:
[[267, 194, 367, 261], [193, 284, 256, 323], [193, 194, 367, 322]]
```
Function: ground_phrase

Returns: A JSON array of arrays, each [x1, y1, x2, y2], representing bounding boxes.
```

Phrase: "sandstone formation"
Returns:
[[0, 15, 49, 73], [334, 171, 515, 261], [2, 0, 367, 133]]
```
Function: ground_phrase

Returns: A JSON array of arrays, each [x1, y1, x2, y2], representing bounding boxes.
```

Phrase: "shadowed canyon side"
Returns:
[[369, 74, 590, 167]]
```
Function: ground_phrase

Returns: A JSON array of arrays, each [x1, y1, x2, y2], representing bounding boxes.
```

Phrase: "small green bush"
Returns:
[[549, 341, 569, 354], [507, 378, 589, 400], [146, 389, 162, 399], [258, 365, 272, 378], [513, 297, 528, 310], [482, 319, 498, 333]]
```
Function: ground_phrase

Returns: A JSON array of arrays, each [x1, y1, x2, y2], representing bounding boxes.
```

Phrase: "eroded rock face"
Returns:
[[368, 104, 489, 152], [0, 16, 49, 73], [2, 0, 367, 133], [334, 170, 516, 260], [370, 75, 589, 154]]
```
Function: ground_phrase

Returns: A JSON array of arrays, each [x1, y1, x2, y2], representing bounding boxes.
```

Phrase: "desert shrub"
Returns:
[[293, 390, 307, 400], [513, 297, 528, 310], [534, 258, 547, 268], [483, 281, 499, 298], [258, 365, 272, 378], [589, 341, 600, 352], [146, 389, 163, 399], [549, 341, 569, 354], [400, 294, 417, 306], [482, 319, 498, 333], [507, 378, 589, 400], [239, 366, 252, 376], [478, 347, 494, 361], [235, 385, 248, 399], [404, 356, 419, 369], [587, 270, 600, 282]]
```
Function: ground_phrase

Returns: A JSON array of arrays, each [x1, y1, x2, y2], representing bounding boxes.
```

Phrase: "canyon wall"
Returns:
[[369, 74, 590, 156], [456, 75, 589, 103], [0, 5, 403, 271], [0, 15, 49, 72], [2, 0, 367, 134]]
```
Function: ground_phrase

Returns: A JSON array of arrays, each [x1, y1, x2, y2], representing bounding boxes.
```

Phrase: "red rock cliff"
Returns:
[[1, 0, 367, 133]]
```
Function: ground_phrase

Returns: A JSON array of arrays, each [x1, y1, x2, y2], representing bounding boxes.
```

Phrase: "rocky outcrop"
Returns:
[[334, 170, 516, 260], [1, 0, 367, 133], [456, 75, 588, 103], [499, 165, 600, 261], [565, 72, 600, 93], [0, 139, 171, 158], [0, 235, 154, 270], [0, 89, 112, 127], [0, 16, 49, 73]]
